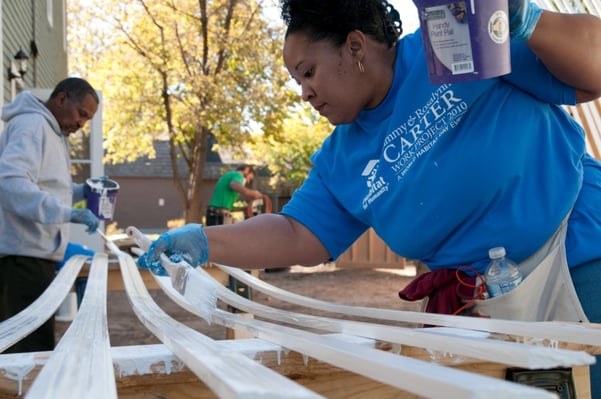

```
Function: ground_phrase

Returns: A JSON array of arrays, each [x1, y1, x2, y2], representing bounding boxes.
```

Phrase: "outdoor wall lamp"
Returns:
[[7, 49, 29, 81]]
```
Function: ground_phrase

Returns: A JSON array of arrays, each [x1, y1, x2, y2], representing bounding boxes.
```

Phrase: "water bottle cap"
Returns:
[[488, 246, 506, 259]]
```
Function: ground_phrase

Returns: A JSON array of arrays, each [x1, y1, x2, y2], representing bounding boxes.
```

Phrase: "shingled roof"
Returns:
[[105, 136, 224, 179]]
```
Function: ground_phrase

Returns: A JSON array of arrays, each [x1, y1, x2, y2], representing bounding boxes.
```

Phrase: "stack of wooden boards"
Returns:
[[0, 248, 599, 398]]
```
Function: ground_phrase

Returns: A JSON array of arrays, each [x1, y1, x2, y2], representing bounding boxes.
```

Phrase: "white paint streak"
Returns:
[[116, 248, 323, 398], [25, 254, 117, 399], [111, 345, 185, 377], [1, 356, 36, 396], [218, 264, 601, 347], [0, 257, 86, 352]]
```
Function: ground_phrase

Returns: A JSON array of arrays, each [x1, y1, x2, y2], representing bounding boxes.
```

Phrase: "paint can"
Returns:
[[415, 0, 510, 84], [86, 177, 120, 221]]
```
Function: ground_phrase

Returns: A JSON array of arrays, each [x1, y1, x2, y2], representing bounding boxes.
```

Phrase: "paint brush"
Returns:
[[125, 226, 218, 322], [96, 228, 123, 255]]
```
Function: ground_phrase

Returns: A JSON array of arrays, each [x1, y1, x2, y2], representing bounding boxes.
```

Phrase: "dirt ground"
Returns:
[[56, 263, 424, 345]]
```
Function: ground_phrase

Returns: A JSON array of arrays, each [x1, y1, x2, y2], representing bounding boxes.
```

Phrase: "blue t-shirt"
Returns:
[[281, 31, 601, 273]]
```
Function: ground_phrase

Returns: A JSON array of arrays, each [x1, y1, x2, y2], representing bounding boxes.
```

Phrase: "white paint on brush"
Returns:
[[97, 228, 122, 255], [125, 226, 218, 322], [167, 266, 218, 323]]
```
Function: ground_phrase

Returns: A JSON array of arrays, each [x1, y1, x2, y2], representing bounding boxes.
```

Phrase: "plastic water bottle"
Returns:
[[484, 247, 523, 298]]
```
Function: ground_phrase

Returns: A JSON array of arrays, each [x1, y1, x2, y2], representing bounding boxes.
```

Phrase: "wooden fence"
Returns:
[[336, 228, 409, 270]]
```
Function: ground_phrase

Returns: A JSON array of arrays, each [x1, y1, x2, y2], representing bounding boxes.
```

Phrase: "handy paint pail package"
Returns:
[[415, 0, 510, 84]]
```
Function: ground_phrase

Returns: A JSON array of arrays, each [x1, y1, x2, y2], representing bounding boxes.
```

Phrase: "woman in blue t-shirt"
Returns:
[[138, 0, 601, 393]]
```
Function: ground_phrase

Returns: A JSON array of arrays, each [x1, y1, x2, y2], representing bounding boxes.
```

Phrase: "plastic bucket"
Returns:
[[415, 0, 510, 84], [86, 177, 119, 221]]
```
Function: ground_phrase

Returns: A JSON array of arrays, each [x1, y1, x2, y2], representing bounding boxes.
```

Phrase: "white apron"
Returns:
[[471, 217, 588, 322]]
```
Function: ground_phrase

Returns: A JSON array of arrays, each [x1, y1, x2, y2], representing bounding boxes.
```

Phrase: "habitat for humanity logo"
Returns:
[[361, 159, 389, 210]]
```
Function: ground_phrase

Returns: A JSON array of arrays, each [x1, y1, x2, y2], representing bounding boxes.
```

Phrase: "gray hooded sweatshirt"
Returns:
[[0, 91, 76, 261]]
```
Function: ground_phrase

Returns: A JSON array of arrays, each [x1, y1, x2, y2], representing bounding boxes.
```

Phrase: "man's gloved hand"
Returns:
[[137, 223, 209, 276], [70, 208, 100, 233], [508, 0, 542, 41]]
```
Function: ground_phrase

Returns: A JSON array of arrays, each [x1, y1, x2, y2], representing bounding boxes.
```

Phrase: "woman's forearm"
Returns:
[[205, 213, 330, 269], [527, 11, 601, 102]]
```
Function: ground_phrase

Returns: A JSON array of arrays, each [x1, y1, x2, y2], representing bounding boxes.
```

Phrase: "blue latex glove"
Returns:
[[508, 0, 542, 41], [70, 208, 100, 233], [137, 223, 209, 276]]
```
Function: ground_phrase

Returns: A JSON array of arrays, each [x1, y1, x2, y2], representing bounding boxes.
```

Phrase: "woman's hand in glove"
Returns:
[[137, 223, 209, 276]]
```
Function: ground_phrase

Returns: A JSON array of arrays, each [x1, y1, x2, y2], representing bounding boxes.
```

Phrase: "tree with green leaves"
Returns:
[[68, 0, 298, 222], [250, 103, 332, 195]]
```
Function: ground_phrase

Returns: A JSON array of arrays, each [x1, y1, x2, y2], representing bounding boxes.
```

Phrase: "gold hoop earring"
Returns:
[[358, 60, 365, 73]]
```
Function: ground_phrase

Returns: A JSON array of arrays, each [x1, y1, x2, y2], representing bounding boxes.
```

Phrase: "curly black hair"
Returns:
[[281, 0, 402, 48]]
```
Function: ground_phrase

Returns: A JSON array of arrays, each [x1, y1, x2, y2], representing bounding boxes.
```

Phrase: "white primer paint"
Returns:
[[126, 226, 218, 322], [0, 256, 87, 352], [25, 254, 117, 399], [0, 353, 37, 396], [115, 251, 323, 399], [163, 266, 594, 370], [111, 344, 186, 377], [156, 265, 562, 398], [219, 264, 601, 347]]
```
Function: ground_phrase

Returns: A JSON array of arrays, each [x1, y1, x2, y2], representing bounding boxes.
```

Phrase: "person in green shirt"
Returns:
[[206, 165, 263, 226], [206, 164, 265, 304]]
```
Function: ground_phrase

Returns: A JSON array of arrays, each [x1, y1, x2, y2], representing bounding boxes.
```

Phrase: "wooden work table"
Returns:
[[0, 253, 599, 398]]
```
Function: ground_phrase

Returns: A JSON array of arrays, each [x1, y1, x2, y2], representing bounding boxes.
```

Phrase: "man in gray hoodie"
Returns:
[[0, 77, 100, 353]]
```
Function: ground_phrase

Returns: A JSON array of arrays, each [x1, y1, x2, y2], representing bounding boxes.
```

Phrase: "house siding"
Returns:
[[105, 140, 225, 232], [33, 0, 68, 88], [103, 139, 283, 232], [108, 177, 189, 232], [3, 0, 67, 104], [3, 1, 30, 102]]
